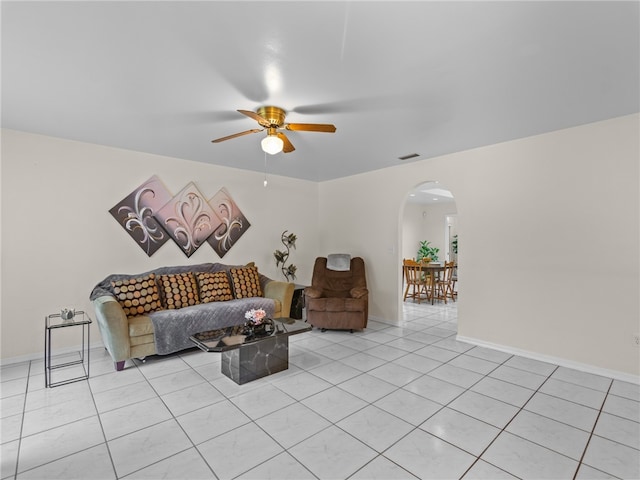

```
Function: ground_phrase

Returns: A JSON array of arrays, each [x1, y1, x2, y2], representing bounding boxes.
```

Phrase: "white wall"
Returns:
[[401, 203, 425, 261], [402, 201, 457, 262], [3, 114, 638, 378], [1, 130, 320, 361], [320, 114, 639, 377]]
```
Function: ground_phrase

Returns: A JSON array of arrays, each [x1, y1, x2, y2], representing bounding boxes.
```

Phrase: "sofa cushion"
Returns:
[[229, 266, 263, 299], [130, 333, 154, 347], [306, 297, 366, 313], [158, 273, 200, 309], [128, 316, 154, 337], [196, 271, 234, 303], [111, 274, 162, 318]]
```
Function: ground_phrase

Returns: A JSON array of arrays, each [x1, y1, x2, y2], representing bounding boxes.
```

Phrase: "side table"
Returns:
[[290, 284, 307, 320], [45, 311, 92, 387]]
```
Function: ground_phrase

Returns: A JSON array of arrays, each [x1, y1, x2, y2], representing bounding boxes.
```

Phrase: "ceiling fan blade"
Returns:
[[285, 123, 336, 133], [291, 93, 429, 115], [211, 128, 263, 143], [277, 132, 295, 153], [237, 109, 270, 127]]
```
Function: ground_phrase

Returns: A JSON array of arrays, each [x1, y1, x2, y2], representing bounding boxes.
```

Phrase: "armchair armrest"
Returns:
[[93, 296, 131, 362], [264, 280, 294, 318], [304, 287, 324, 299], [350, 287, 368, 299]]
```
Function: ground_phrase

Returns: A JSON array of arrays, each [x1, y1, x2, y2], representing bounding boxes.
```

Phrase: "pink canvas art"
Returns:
[[207, 187, 251, 258], [109, 175, 172, 256], [154, 182, 222, 257]]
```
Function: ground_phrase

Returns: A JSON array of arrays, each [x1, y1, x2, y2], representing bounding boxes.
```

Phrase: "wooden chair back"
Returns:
[[403, 259, 427, 302], [403, 259, 422, 285]]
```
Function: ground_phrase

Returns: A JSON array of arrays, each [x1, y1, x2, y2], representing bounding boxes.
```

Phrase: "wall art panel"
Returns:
[[154, 182, 222, 257], [109, 175, 172, 256], [206, 187, 251, 258]]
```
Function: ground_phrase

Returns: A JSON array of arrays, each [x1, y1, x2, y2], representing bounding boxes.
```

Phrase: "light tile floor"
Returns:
[[2, 302, 639, 479]]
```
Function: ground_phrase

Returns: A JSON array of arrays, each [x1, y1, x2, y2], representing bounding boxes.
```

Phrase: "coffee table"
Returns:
[[189, 318, 311, 384]]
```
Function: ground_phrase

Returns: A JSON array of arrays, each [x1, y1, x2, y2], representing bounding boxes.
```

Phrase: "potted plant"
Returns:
[[417, 240, 439, 262]]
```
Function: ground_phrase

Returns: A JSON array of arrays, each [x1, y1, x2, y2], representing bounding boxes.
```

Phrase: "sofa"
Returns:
[[304, 256, 369, 332], [90, 262, 294, 371]]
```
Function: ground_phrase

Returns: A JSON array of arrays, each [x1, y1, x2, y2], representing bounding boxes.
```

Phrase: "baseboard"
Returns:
[[1, 340, 105, 368], [368, 315, 398, 325], [457, 334, 640, 386]]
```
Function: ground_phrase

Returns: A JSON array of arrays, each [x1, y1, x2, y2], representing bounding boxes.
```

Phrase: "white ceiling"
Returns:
[[2, 1, 638, 182]]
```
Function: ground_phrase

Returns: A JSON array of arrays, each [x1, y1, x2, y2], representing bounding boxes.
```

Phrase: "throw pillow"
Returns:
[[229, 266, 263, 299], [158, 273, 200, 309], [196, 271, 234, 303], [111, 274, 162, 318]]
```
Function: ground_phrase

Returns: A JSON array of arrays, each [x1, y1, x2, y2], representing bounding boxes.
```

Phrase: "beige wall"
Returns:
[[2, 113, 639, 378], [320, 114, 639, 378], [402, 201, 457, 262], [0, 130, 320, 361]]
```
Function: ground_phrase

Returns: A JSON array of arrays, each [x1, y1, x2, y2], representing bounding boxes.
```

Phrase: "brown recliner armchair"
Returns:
[[304, 256, 368, 332]]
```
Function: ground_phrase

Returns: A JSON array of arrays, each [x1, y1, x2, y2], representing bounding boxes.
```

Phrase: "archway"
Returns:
[[399, 181, 458, 315]]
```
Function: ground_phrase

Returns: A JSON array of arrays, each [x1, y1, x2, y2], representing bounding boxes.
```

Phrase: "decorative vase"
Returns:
[[243, 321, 255, 337], [60, 308, 75, 322]]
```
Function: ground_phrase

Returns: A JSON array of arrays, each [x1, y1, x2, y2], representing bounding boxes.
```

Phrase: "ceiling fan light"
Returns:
[[261, 135, 284, 155]]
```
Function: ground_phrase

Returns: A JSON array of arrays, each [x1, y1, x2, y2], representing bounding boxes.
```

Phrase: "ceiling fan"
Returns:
[[211, 106, 336, 155]]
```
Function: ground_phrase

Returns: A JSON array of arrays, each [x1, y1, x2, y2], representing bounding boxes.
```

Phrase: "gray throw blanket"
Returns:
[[149, 298, 275, 355]]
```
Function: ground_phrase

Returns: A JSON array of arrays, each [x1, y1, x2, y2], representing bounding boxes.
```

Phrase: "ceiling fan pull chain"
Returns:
[[263, 151, 268, 188]]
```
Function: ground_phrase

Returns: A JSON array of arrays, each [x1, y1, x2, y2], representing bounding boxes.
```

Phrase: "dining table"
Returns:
[[402, 261, 445, 305], [419, 262, 445, 304]]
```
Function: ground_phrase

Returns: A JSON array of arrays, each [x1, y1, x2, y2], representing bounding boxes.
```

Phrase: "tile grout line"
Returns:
[[250, 321, 458, 479], [571, 379, 614, 480], [85, 362, 120, 479], [346, 327, 502, 479], [344, 336, 512, 479], [425, 350, 521, 478], [16, 356, 122, 479], [123, 356, 220, 480], [458, 364, 560, 479], [183, 352, 323, 478], [11, 360, 31, 480]]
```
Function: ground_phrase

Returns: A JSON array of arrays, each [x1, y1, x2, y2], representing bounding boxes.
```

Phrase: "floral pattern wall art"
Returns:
[[110, 177, 251, 258], [154, 182, 222, 258], [207, 187, 251, 258], [109, 175, 172, 256]]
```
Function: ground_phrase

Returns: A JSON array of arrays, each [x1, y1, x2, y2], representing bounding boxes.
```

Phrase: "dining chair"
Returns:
[[419, 257, 435, 302], [403, 259, 427, 303], [435, 261, 456, 303], [451, 266, 458, 301]]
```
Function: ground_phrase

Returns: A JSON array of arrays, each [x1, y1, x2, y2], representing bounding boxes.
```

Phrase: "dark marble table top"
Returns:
[[189, 318, 311, 352]]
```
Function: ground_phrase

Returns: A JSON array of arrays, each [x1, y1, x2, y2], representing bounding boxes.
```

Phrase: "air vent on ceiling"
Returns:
[[398, 153, 420, 161]]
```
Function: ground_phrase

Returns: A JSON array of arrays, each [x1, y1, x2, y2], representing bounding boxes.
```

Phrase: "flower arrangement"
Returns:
[[244, 308, 267, 326]]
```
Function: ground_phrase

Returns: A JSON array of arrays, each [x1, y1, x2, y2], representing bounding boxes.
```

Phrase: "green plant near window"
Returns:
[[452, 235, 458, 255], [274, 230, 297, 281], [417, 240, 439, 262]]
